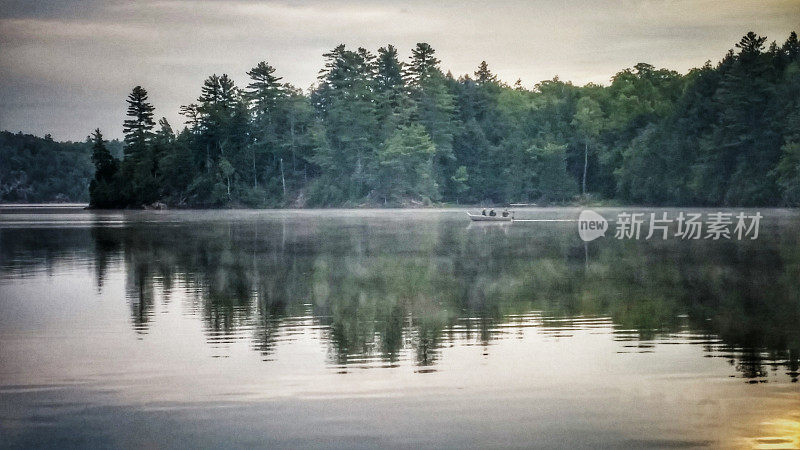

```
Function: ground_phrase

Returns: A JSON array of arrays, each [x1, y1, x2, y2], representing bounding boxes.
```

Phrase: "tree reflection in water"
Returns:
[[3, 212, 798, 381]]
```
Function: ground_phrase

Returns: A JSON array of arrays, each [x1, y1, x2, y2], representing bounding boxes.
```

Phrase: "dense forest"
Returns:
[[0, 131, 124, 203], [2, 31, 799, 207], [0, 131, 121, 203]]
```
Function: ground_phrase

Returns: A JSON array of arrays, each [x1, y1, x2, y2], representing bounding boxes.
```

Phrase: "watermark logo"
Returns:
[[578, 209, 608, 242], [578, 210, 762, 241]]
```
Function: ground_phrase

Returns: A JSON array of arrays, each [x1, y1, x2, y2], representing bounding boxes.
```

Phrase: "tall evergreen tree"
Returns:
[[404, 43, 457, 197], [91, 129, 118, 183], [375, 45, 409, 138], [119, 85, 159, 205], [89, 128, 120, 207], [193, 73, 248, 203], [310, 45, 379, 204], [474, 61, 498, 85], [122, 86, 156, 169], [405, 43, 440, 86], [245, 62, 285, 194], [246, 62, 284, 115]]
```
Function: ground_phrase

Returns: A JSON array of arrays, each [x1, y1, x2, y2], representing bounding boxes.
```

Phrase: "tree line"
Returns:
[[47, 32, 800, 206], [1, 131, 122, 203]]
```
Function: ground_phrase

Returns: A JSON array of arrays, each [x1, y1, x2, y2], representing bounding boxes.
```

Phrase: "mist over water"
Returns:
[[1, 208, 799, 448]]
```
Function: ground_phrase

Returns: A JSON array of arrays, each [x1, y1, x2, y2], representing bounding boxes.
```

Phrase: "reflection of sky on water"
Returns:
[[0, 208, 799, 447]]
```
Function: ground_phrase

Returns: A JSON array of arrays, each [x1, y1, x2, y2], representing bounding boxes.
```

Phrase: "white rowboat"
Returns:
[[467, 212, 513, 222]]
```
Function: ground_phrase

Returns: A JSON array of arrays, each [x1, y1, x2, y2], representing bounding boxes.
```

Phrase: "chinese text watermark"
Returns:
[[579, 210, 762, 242]]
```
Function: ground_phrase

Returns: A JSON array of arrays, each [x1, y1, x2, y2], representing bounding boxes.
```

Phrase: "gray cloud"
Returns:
[[1, 0, 798, 140]]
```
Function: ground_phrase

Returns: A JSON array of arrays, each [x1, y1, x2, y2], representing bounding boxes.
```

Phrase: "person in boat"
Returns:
[[489, 209, 496, 216], [482, 209, 487, 216], [502, 209, 509, 217]]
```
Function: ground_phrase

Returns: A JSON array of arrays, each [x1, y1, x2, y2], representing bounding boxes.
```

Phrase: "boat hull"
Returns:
[[467, 213, 512, 222]]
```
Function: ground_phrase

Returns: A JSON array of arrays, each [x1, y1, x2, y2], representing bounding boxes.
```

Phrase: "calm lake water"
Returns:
[[1, 207, 799, 448]]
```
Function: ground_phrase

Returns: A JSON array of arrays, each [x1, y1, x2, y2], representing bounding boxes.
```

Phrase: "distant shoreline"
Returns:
[[1, 202, 791, 211]]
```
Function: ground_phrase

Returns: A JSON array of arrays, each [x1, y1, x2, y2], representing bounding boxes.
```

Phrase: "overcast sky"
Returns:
[[1, 0, 798, 141]]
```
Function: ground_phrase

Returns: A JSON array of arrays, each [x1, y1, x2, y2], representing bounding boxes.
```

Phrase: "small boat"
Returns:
[[467, 212, 513, 222]]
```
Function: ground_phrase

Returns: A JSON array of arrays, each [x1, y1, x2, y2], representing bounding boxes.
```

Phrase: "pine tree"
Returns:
[[376, 45, 404, 93], [119, 86, 159, 205], [151, 117, 174, 176], [89, 128, 120, 207], [245, 62, 285, 192], [122, 86, 156, 167], [782, 31, 799, 62], [403, 43, 457, 196], [246, 62, 284, 117], [736, 32, 768, 60], [195, 74, 244, 171], [91, 128, 118, 182], [375, 45, 410, 138], [474, 61, 498, 84], [405, 43, 440, 86], [179, 103, 200, 132], [309, 45, 379, 203]]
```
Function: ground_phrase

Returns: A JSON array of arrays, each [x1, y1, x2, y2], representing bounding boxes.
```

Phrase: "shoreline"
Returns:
[[1, 202, 793, 211]]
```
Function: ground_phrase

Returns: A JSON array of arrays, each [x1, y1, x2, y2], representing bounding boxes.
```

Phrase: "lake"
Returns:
[[1, 207, 799, 448]]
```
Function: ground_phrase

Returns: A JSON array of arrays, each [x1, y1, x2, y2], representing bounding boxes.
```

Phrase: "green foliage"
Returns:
[[310, 45, 380, 203], [89, 128, 122, 208], [117, 85, 159, 206], [572, 96, 603, 194], [90, 129, 118, 183], [614, 31, 800, 206], [375, 45, 409, 139], [122, 86, 155, 171], [375, 124, 438, 203], [17, 31, 800, 208], [776, 141, 800, 204], [0, 131, 94, 202], [536, 143, 578, 202], [450, 165, 469, 202]]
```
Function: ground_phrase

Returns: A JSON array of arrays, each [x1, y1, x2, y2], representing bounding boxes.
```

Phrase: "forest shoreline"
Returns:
[[6, 199, 789, 211], [3, 32, 799, 209]]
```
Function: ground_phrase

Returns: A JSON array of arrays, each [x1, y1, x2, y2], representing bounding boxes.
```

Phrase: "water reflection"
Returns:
[[748, 412, 800, 449], [1, 210, 799, 382]]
